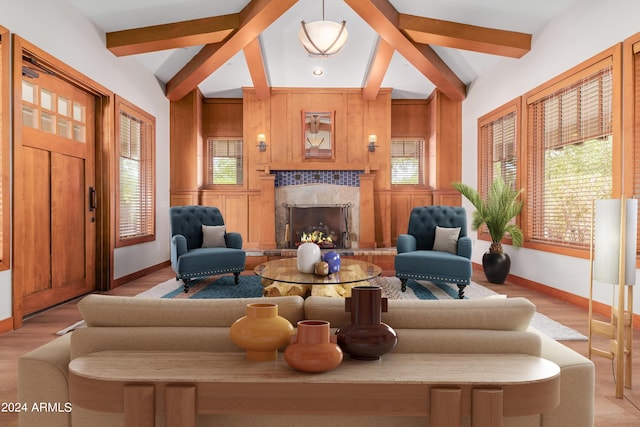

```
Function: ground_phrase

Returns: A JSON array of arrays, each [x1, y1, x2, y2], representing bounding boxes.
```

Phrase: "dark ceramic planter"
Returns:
[[482, 251, 511, 284]]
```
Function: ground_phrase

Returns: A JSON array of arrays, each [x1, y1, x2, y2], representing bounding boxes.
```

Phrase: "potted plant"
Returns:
[[451, 177, 524, 284]]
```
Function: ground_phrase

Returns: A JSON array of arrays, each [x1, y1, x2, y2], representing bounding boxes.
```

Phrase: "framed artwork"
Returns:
[[302, 110, 334, 159]]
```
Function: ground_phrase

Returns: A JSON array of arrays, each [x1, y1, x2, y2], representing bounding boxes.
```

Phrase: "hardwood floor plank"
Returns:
[[0, 266, 639, 426]]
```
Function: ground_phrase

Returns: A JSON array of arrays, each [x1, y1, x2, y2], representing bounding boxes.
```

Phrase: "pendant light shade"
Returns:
[[299, 20, 348, 56], [298, 0, 348, 57]]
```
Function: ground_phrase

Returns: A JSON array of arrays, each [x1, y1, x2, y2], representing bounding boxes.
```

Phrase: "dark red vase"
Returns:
[[336, 286, 398, 360]]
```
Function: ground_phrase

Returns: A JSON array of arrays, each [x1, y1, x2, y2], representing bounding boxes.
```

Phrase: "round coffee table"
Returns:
[[254, 258, 382, 298]]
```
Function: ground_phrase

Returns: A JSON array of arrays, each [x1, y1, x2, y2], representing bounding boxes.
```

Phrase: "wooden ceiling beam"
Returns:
[[106, 15, 239, 57], [243, 37, 270, 99], [345, 0, 466, 101], [363, 38, 395, 101], [166, 0, 297, 101], [399, 14, 531, 58]]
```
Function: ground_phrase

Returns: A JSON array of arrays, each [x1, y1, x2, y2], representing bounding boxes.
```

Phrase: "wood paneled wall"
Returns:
[[170, 88, 462, 249]]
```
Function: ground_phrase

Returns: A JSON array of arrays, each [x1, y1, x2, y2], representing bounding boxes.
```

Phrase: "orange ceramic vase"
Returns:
[[284, 320, 343, 373], [230, 303, 294, 361]]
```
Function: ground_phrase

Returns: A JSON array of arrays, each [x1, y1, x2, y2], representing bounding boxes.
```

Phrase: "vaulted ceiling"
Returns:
[[68, 0, 578, 100]]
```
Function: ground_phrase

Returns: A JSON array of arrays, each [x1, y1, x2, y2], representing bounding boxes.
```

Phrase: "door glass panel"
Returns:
[[73, 124, 85, 143], [41, 89, 53, 111], [57, 118, 70, 138], [57, 97, 69, 117], [41, 111, 55, 134], [22, 81, 37, 104], [73, 103, 84, 122], [22, 105, 37, 129]]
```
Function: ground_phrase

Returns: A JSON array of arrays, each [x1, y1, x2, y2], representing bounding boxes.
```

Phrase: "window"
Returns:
[[391, 139, 424, 185], [115, 96, 155, 247], [207, 138, 243, 185], [526, 59, 613, 249], [478, 100, 520, 240]]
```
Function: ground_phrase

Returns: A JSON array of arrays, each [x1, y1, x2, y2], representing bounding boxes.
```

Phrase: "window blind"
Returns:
[[527, 66, 613, 247], [119, 110, 154, 241], [479, 109, 518, 237], [208, 138, 243, 185], [391, 139, 424, 185]]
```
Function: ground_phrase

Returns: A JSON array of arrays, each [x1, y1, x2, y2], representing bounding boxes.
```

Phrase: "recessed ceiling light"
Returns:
[[312, 67, 324, 76]]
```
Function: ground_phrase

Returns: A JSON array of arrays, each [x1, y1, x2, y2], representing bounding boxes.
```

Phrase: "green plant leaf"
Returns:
[[451, 176, 524, 249]]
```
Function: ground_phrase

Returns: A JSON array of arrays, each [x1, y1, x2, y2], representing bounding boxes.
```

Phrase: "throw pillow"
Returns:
[[433, 226, 460, 254], [202, 225, 227, 248]]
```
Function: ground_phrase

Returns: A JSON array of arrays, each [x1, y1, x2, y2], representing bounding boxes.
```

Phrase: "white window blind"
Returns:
[[391, 139, 424, 185], [119, 109, 154, 242], [208, 138, 243, 185], [527, 65, 613, 247]]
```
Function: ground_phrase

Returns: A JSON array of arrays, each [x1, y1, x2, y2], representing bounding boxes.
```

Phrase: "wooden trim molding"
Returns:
[[111, 260, 171, 289], [0, 316, 13, 334]]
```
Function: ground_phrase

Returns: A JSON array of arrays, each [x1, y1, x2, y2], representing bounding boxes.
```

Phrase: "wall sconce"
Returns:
[[367, 134, 378, 152], [257, 133, 267, 152]]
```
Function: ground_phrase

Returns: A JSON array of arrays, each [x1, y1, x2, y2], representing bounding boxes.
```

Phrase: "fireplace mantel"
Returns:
[[257, 163, 379, 173]]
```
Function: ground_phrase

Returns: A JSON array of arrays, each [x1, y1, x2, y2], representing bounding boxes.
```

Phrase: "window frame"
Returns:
[[114, 95, 156, 248], [204, 137, 244, 188], [477, 98, 521, 244], [521, 45, 622, 258]]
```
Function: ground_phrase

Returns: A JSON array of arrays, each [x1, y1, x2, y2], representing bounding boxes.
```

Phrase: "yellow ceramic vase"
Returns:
[[230, 303, 294, 361]]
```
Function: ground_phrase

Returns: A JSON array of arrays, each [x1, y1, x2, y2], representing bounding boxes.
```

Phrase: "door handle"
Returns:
[[89, 187, 96, 211]]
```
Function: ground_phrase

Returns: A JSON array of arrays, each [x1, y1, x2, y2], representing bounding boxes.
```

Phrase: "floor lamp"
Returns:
[[589, 197, 636, 398]]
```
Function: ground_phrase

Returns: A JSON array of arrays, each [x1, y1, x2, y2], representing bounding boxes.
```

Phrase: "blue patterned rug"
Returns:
[[136, 275, 487, 301]]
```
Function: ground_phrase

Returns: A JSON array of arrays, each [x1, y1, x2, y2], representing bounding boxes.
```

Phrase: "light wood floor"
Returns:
[[0, 267, 639, 426]]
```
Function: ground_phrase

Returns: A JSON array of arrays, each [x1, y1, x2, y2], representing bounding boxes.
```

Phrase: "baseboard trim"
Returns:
[[473, 262, 640, 329], [112, 260, 171, 289], [0, 316, 14, 334]]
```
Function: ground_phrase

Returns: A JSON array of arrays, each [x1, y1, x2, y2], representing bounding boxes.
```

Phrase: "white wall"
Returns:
[[0, 0, 171, 321], [462, 0, 640, 311]]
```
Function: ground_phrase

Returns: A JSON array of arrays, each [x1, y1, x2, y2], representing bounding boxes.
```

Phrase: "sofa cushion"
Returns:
[[304, 296, 536, 331], [78, 294, 305, 327]]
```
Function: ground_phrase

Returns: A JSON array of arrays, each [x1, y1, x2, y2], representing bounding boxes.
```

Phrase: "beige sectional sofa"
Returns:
[[18, 294, 594, 427]]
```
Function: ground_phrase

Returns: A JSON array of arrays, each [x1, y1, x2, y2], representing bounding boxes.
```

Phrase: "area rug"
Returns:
[[132, 274, 587, 341]]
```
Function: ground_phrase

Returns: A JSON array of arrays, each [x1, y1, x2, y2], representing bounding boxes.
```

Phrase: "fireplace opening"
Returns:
[[285, 203, 351, 249]]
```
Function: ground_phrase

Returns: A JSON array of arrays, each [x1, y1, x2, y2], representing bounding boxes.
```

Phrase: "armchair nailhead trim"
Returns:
[[398, 273, 470, 286]]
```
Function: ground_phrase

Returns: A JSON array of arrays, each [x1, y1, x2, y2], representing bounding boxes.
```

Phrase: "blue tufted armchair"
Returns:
[[394, 206, 472, 299], [169, 206, 246, 293]]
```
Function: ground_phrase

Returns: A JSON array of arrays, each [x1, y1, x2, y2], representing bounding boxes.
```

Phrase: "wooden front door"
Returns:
[[15, 55, 96, 316]]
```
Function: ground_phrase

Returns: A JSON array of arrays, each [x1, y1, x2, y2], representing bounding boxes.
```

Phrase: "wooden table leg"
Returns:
[[472, 388, 504, 427], [124, 384, 155, 427], [166, 385, 196, 427], [430, 388, 462, 427]]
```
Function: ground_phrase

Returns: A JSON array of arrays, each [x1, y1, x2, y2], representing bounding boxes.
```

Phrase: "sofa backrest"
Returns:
[[407, 206, 468, 250], [77, 294, 305, 327], [169, 205, 226, 249], [304, 295, 535, 331]]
